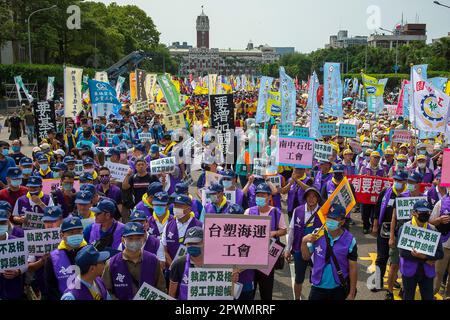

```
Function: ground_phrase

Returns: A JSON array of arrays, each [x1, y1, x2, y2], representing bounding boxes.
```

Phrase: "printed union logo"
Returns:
[[366, 86, 377, 95], [116, 273, 125, 283], [420, 94, 444, 122], [96, 82, 107, 90], [329, 66, 334, 72]]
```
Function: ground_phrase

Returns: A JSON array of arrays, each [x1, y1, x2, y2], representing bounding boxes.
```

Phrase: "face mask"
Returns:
[[53, 172, 60, 179], [187, 246, 202, 257], [407, 184, 416, 192], [326, 219, 341, 231], [10, 179, 22, 187], [12, 146, 20, 153], [210, 194, 218, 203], [397, 162, 406, 168], [40, 164, 49, 171], [153, 205, 166, 217], [174, 208, 186, 219], [394, 182, 404, 191], [63, 183, 73, 191], [334, 173, 344, 181], [419, 150, 427, 155], [2, 149, 9, 156], [125, 240, 143, 252], [29, 190, 40, 196], [66, 234, 84, 248], [99, 176, 110, 185], [418, 163, 426, 169], [256, 197, 266, 207], [22, 168, 32, 175], [222, 180, 233, 189], [85, 168, 95, 174], [417, 212, 430, 223], [0, 225, 8, 235]]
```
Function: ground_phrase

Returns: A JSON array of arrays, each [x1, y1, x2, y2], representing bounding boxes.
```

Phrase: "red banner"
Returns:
[[347, 175, 432, 205]]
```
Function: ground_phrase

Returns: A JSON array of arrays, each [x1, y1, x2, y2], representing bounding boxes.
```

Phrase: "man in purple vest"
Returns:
[[0, 209, 25, 300], [134, 182, 163, 219], [96, 167, 123, 212], [102, 222, 166, 300], [399, 200, 444, 300], [169, 182, 203, 219], [148, 191, 173, 239], [415, 154, 434, 184], [312, 160, 333, 192], [200, 182, 231, 222], [45, 216, 87, 300], [61, 245, 111, 300], [281, 168, 312, 220], [301, 203, 358, 300], [84, 199, 124, 253]]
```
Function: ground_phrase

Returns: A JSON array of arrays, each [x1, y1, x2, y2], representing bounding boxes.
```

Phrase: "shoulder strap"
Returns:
[[323, 230, 348, 291]]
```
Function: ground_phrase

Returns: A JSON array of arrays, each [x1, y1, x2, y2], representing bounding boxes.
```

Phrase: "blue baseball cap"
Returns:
[[109, 148, 121, 156], [0, 201, 12, 213], [63, 156, 76, 164], [228, 204, 244, 215], [221, 169, 236, 179], [408, 172, 423, 183], [150, 144, 160, 154], [413, 199, 433, 212], [255, 183, 272, 195], [135, 144, 146, 153], [327, 203, 346, 220], [37, 155, 48, 163], [0, 209, 8, 222], [91, 199, 116, 215], [42, 206, 63, 222], [75, 191, 94, 204], [393, 170, 408, 181], [122, 222, 146, 237], [116, 146, 127, 154], [207, 182, 224, 194], [19, 157, 33, 166], [82, 157, 95, 166], [147, 182, 163, 196], [52, 162, 68, 172], [173, 194, 192, 206], [153, 191, 169, 205], [61, 216, 83, 232], [175, 182, 189, 194], [79, 172, 94, 182], [75, 245, 110, 271], [80, 184, 97, 195], [27, 176, 42, 187], [7, 167, 23, 179], [129, 210, 148, 222], [332, 164, 345, 173]]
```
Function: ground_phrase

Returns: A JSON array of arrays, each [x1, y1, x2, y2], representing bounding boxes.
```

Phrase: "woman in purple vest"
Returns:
[[312, 161, 333, 194], [61, 245, 111, 300], [13, 175, 54, 219], [102, 222, 166, 300], [244, 183, 287, 301], [243, 175, 279, 209], [415, 155, 434, 183], [148, 191, 174, 238], [0, 209, 25, 300], [281, 168, 312, 220], [399, 200, 444, 300], [285, 188, 323, 300], [342, 149, 356, 176], [44, 216, 87, 300], [134, 182, 164, 219], [301, 203, 358, 300]]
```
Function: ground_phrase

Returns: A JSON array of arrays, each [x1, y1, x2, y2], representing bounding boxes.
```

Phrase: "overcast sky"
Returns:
[[96, 0, 450, 53]]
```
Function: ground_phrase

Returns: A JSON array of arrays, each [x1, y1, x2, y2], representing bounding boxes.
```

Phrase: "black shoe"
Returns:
[[385, 292, 394, 300], [394, 281, 401, 289], [363, 229, 370, 234]]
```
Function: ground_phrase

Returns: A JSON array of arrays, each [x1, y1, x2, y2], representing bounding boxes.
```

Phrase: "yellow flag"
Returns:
[[172, 79, 181, 94], [222, 83, 232, 93], [445, 81, 450, 96], [129, 72, 137, 103], [362, 73, 385, 97], [156, 89, 164, 102]]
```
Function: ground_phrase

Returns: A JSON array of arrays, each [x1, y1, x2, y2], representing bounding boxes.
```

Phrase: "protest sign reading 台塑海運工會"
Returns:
[[188, 268, 233, 300], [24, 227, 60, 256], [398, 224, 441, 256], [0, 238, 29, 272], [278, 137, 314, 168], [396, 197, 427, 220], [133, 282, 175, 300]]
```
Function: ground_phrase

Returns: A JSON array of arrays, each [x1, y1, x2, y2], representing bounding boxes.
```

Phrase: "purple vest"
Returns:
[[379, 187, 393, 225], [325, 179, 338, 197], [204, 200, 231, 214], [416, 167, 433, 183], [135, 201, 153, 218], [165, 218, 203, 259], [11, 226, 24, 238], [144, 234, 160, 255], [50, 249, 75, 294], [360, 165, 385, 177], [313, 171, 332, 192], [382, 160, 395, 177], [343, 163, 356, 176], [235, 188, 244, 206], [399, 222, 437, 278], [287, 177, 310, 211], [16, 194, 51, 215], [63, 277, 109, 300], [311, 230, 354, 286], [89, 221, 125, 249], [439, 196, 450, 243], [178, 254, 190, 300], [248, 206, 280, 232], [109, 251, 158, 300], [147, 214, 174, 238], [292, 205, 322, 252], [427, 187, 440, 206]]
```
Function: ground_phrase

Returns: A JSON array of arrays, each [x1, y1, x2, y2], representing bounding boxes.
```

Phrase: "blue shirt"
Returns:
[[0, 156, 17, 184]]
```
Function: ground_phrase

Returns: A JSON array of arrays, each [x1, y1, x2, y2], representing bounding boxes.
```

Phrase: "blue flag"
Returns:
[[323, 62, 343, 117], [352, 78, 359, 94], [411, 64, 428, 80], [375, 78, 388, 115], [429, 77, 448, 91], [88, 79, 122, 119], [256, 76, 274, 124], [308, 72, 321, 139], [280, 67, 296, 124]]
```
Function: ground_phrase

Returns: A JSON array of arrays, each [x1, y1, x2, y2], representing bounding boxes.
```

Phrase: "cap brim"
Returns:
[[152, 201, 168, 205], [90, 207, 102, 213], [26, 184, 42, 187], [61, 225, 83, 232], [416, 208, 432, 212], [96, 251, 110, 262], [123, 231, 145, 237], [184, 237, 202, 245], [41, 217, 60, 222], [75, 199, 92, 205]]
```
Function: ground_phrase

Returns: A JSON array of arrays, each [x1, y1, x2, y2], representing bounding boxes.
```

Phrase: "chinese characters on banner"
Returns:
[[149, 157, 176, 175], [135, 101, 149, 114], [396, 197, 427, 220], [314, 142, 333, 162], [392, 130, 412, 144], [203, 215, 271, 268], [265, 175, 281, 188], [134, 282, 175, 300], [135, 69, 147, 102], [318, 123, 337, 137], [88, 79, 122, 119], [398, 224, 441, 256], [63, 66, 83, 118], [278, 124, 293, 136], [22, 212, 44, 230], [278, 137, 314, 168], [74, 160, 84, 176], [24, 227, 60, 256], [347, 175, 393, 205], [163, 113, 185, 131], [138, 132, 153, 143], [188, 268, 233, 300], [318, 177, 356, 224], [153, 103, 168, 115], [338, 124, 357, 138], [293, 126, 310, 138], [104, 161, 129, 182], [257, 240, 285, 276], [0, 238, 28, 272], [253, 158, 268, 176], [210, 94, 235, 161], [33, 101, 56, 145], [156, 74, 182, 114]]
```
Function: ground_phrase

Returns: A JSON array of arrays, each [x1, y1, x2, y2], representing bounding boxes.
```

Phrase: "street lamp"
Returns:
[[28, 5, 57, 64], [434, 1, 450, 9], [379, 27, 399, 74]]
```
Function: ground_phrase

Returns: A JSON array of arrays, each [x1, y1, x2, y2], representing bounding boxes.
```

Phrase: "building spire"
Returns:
[[201, 5, 204, 15]]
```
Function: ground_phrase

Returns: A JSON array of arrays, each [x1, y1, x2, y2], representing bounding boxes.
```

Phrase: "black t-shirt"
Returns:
[[170, 256, 195, 284], [128, 173, 159, 202]]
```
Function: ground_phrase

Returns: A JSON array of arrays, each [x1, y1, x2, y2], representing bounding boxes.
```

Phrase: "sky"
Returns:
[[96, 0, 450, 53]]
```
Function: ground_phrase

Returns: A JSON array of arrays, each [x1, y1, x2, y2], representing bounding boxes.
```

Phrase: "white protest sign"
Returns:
[[205, 171, 222, 187], [150, 157, 176, 175], [201, 189, 236, 205], [188, 268, 233, 300], [24, 227, 61, 256], [138, 132, 153, 143], [0, 238, 29, 272], [96, 147, 112, 154], [74, 160, 84, 176], [106, 132, 114, 145], [23, 212, 44, 230], [314, 142, 333, 162], [105, 161, 129, 182], [253, 158, 269, 176], [133, 282, 175, 300], [392, 130, 412, 144], [265, 175, 281, 188], [395, 197, 427, 220], [398, 223, 441, 256]]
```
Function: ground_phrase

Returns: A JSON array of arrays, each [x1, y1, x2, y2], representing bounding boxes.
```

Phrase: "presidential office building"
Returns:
[[169, 8, 282, 77]]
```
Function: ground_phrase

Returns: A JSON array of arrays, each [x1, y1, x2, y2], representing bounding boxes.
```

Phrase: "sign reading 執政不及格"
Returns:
[[396, 197, 427, 220], [133, 283, 175, 300], [188, 268, 233, 300], [149, 157, 176, 175], [314, 142, 333, 162], [24, 227, 60, 256], [22, 212, 44, 230], [398, 224, 441, 256], [203, 214, 271, 268]]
